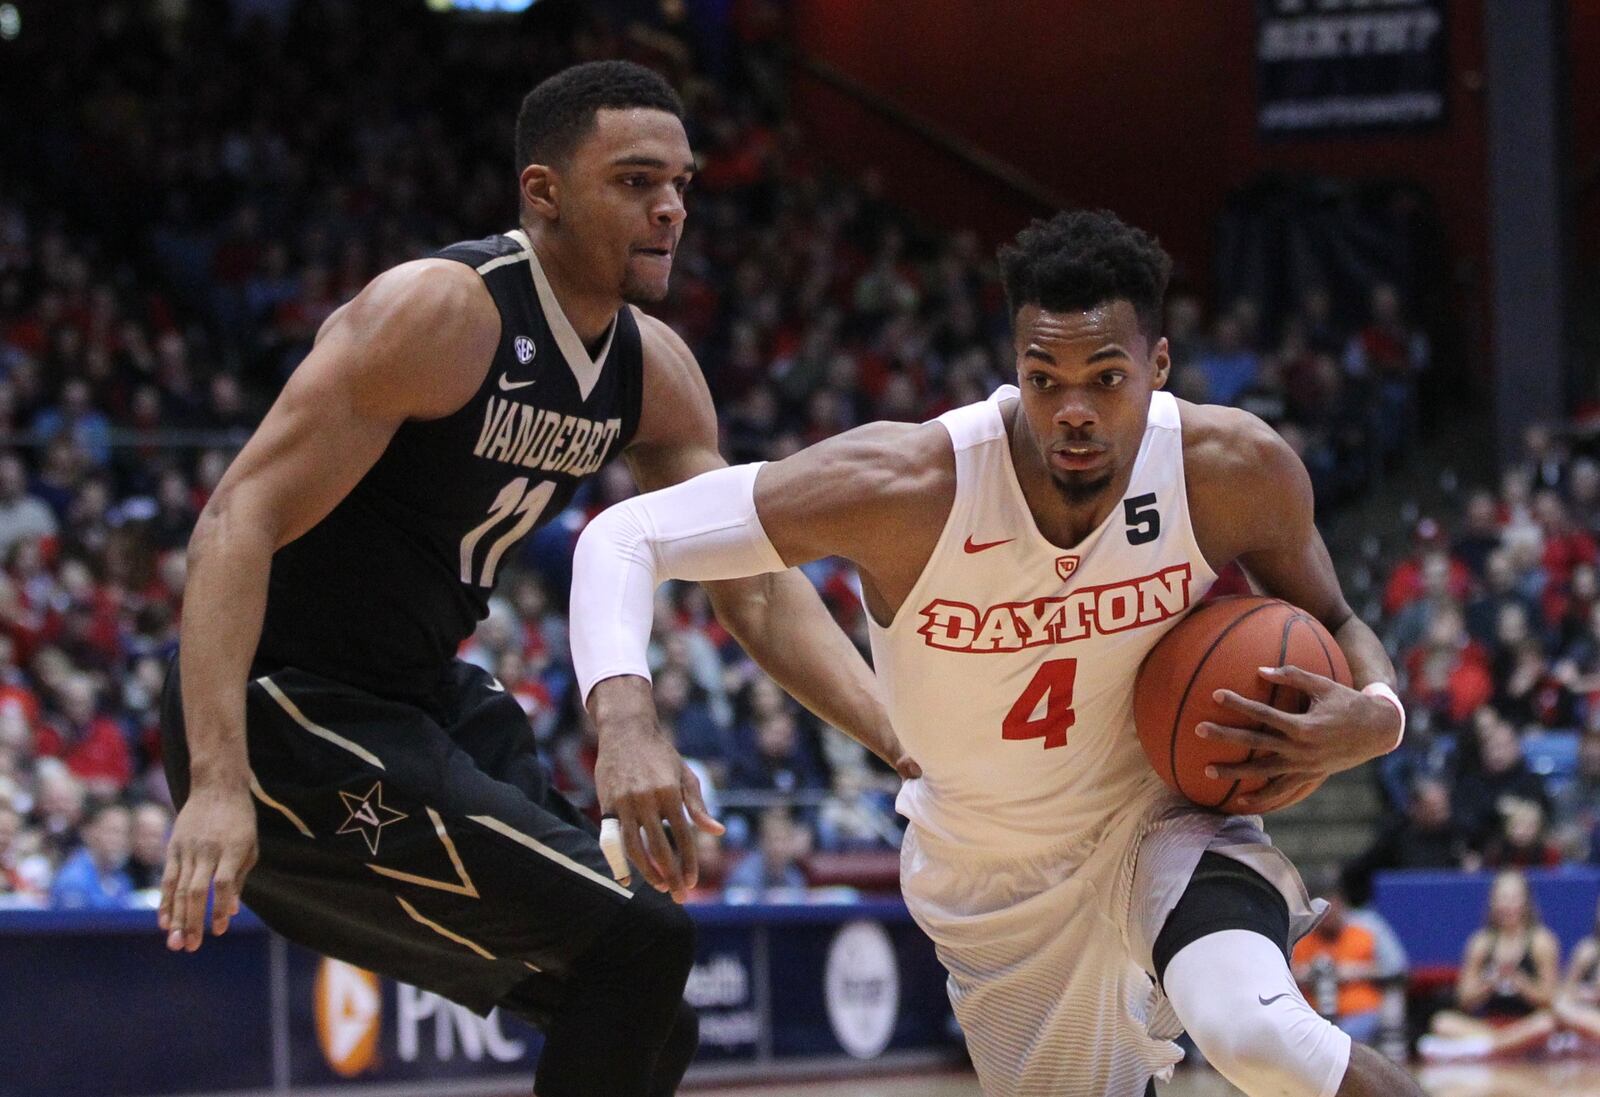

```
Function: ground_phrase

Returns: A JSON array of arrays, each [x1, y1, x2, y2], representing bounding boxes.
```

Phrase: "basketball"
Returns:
[[1134, 596, 1352, 814]]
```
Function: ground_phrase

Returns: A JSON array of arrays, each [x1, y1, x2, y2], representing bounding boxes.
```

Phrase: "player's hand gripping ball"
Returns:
[[1135, 596, 1351, 814]]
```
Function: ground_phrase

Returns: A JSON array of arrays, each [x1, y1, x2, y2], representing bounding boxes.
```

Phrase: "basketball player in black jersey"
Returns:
[[157, 62, 912, 1097]]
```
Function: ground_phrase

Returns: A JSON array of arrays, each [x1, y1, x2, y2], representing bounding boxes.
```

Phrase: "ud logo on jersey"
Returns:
[[1055, 555, 1080, 580], [513, 335, 536, 364]]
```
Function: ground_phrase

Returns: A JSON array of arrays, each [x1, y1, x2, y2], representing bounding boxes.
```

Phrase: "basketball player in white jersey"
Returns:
[[571, 210, 1422, 1097]]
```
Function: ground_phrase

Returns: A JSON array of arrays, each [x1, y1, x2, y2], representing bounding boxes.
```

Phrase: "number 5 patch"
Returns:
[[1124, 493, 1160, 545]]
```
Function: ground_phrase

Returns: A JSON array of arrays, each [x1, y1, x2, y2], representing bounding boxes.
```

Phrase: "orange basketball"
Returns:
[[1134, 596, 1351, 814]]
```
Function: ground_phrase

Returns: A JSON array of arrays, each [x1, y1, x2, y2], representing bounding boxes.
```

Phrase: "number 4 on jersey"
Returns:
[[1002, 658, 1077, 749]]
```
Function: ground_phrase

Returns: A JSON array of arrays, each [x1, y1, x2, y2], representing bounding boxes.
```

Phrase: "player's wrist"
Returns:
[[1361, 682, 1405, 753]]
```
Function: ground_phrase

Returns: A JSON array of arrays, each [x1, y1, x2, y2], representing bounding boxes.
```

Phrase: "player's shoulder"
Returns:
[[341, 258, 499, 346], [822, 418, 953, 495], [1176, 398, 1304, 497], [318, 259, 499, 419], [630, 307, 693, 367]]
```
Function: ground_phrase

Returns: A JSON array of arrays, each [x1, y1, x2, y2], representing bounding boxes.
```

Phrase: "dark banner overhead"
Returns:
[[1257, 0, 1448, 136]]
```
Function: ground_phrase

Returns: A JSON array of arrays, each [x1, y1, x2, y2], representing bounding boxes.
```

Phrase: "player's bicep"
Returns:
[[753, 423, 931, 569], [626, 310, 724, 493], [203, 356, 406, 550], [1231, 436, 1353, 632], [199, 260, 495, 550]]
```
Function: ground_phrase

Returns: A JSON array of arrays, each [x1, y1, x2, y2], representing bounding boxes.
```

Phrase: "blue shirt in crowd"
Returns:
[[49, 849, 134, 910]]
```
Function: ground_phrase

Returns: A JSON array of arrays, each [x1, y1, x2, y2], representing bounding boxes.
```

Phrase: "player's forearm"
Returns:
[[569, 463, 786, 706], [1333, 614, 1395, 691], [178, 508, 274, 790], [703, 571, 897, 767]]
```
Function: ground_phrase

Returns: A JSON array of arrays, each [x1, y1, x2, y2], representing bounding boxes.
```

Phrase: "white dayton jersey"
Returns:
[[870, 385, 1217, 856]]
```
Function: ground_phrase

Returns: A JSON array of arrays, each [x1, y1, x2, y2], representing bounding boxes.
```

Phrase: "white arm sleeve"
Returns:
[[569, 461, 787, 706]]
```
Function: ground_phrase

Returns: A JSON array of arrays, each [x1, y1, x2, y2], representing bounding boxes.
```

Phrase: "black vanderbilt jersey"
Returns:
[[255, 230, 645, 702]]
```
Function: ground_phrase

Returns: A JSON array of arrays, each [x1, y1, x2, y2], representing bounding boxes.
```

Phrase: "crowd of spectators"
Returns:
[[0, 0, 1445, 909], [1348, 423, 1600, 899]]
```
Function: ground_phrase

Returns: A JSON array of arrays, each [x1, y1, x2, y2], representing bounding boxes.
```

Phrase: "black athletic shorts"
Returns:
[[161, 656, 640, 1023]]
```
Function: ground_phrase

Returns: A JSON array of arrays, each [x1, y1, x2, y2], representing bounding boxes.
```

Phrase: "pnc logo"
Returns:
[[315, 959, 381, 1078]]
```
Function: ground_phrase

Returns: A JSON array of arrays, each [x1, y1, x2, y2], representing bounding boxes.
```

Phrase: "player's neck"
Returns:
[[525, 233, 621, 349], [1006, 403, 1133, 549]]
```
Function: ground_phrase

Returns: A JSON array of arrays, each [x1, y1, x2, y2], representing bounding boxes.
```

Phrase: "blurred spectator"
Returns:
[[816, 763, 900, 852], [1192, 313, 1260, 406], [723, 806, 810, 902], [1482, 799, 1561, 869], [126, 800, 171, 893], [1420, 870, 1559, 1061], [730, 709, 827, 798], [1343, 283, 1427, 458], [1452, 711, 1550, 854], [1292, 879, 1387, 1045], [49, 801, 132, 911], [0, 454, 57, 556], [34, 674, 131, 798], [1384, 519, 1472, 618], [1453, 490, 1504, 579], [1515, 424, 1570, 495], [1347, 777, 1469, 900], [656, 665, 730, 784], [1554, 896, 1600, 1042], [1403, 606, 1493, 729]]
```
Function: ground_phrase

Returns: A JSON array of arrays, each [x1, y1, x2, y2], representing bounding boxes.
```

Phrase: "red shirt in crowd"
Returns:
[[1383, 553, 1474, 617], [35, 716, 131, 790]]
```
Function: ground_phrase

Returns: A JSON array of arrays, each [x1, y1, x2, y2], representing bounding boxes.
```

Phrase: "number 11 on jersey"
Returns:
[[459, 477, 557, 587], [1002, 658, 1077, 749]]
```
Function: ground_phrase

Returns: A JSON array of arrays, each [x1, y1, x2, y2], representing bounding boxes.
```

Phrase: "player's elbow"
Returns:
[[187, 488, 278, 567], [575, 498, 657, 580]]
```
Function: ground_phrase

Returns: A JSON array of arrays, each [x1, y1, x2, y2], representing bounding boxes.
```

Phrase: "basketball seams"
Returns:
[[1212, 610, 1298, 811], [1163, 600, 1281, 804]]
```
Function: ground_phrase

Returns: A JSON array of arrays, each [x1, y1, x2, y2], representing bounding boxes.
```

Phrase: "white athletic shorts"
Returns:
[[899, 789, 1323, 1097]]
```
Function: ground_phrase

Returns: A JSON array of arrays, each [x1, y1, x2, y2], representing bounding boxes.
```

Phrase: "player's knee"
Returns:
[[649, 1000, 699, 1097], [634, 892, 696, 982], [593, 889, 695, 997], [1187, 1005, 1331, 1097], [1165, 931, 1350, 1097]]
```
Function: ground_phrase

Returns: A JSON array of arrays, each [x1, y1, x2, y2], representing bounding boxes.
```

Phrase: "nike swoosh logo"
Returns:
[[1258, 992, 1294, 1006], [486, 678, 506, 693], [497, 373, 536, 392], [963, 535, 1015, 554]]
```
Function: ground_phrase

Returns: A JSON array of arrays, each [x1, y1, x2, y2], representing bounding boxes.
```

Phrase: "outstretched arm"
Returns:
[[622, 329, 910, 773], [581, 379, 934, 899], [1184, 406, 1404, 812]]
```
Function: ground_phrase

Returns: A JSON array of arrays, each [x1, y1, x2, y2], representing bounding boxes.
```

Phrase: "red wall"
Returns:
[[789, 2, 1490, 327]]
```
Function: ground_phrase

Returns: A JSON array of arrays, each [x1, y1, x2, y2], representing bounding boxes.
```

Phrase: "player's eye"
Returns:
[[1100, 371, 1126, 388], [622, 175, 649, 188], [1028, 373, 1054, 391]]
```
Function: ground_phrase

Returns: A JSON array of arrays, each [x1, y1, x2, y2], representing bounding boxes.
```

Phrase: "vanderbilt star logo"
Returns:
[[337, 781, 408, 856]]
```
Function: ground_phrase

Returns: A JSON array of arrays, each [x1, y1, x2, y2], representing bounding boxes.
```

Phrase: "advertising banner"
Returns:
[[1257, 0, 1448, 136]]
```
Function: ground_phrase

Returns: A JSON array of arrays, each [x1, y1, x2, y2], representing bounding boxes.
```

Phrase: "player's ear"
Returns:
[[1150, 335, 1171, 390], [520, 163, 560, 224]]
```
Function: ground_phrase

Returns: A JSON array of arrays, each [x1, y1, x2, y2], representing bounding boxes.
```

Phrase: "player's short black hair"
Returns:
[[515, 61, 684, 171], [997, 209, 1173, 340]]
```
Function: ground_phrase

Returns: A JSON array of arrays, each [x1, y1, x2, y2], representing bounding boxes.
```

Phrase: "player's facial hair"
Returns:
[[1052, 471, 1115, 505]]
